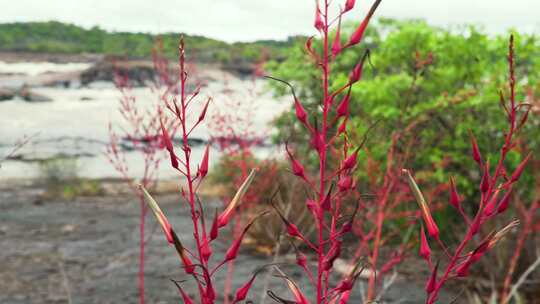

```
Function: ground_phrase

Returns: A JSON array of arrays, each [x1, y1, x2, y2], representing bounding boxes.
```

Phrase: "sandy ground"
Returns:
[[0, 181, 455, 304]]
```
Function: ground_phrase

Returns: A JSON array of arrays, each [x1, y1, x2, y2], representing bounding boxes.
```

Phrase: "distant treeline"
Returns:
[[0, 21, 302, 64]]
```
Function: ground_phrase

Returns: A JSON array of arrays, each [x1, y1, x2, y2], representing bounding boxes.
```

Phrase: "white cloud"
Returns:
[[1, 0, 538, 42]]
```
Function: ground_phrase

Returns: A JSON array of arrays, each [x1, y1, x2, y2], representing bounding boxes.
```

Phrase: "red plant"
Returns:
[[139, 37, 270, 303], [266, 1, 383, 303], [106, 43, 179, 304], [206, 57, 275, 303], [403, 35, 532, 304]]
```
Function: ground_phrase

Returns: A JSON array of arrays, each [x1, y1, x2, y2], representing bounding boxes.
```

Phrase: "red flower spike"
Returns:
[[331, 14, 343, 57], [285, 143, 306, 179], [497, 188, 513, 214], [346, 0, 382, 47], [448, 177, 461, 210], [469, 131, 482, 165], [419, 226, 431, 263], [510, 153, 531, 183], [199, 144, 210, 178], [425, 261, 439, 294], [344, 0, 356, 12], [336, 87, 351, 117]]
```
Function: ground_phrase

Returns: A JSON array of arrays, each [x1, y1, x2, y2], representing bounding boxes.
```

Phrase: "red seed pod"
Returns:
[[426, 219, 440, 239], [483, 190, 500, 217], [344, 0, 356, 12], [470, 218, 481, 236], [205, 281, 216, 302], [285, 144, 306, 179], [198, 98, 210, 123], [339, 290, 351, 304], [201, 237, 212, 262], [425, 261, 439, 294], [160, 120, 179, 169], [341, 148, 360, 171], [321, 185, 333, 211], [338, 176, 353, 192], [225, 213, 265, 261], [510, 153, 531, 183], [497, 188, 513, 214], [346, 0, 381, 47], [311, 129, 325, 154], [199, 144, 210, 178], [349, 58, 365, 84], [294, 97, 308, 124], [334, 277, 354, 293], [456, 259, 473, 277], [480, 162, 490, 193], [337, 118, 348, 135], [296, 250, 308, 268], [172, 280, 194, 304], [323, 240, 342, 271], [233, 273, 258, 303], [210, 209, 219, 240], [331, 14, 342, 57], [448, 177, 461, 210], [469, 131, 482, 165], [419, 226, 431, 263], [336, 88, 351, 117], [314, 3, 324, 31], [286, 222, 303, 238]]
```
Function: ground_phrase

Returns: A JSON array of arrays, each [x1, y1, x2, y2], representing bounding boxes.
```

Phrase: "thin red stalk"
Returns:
[[316, 1, 330, 303], [500, 200, 539, 302]]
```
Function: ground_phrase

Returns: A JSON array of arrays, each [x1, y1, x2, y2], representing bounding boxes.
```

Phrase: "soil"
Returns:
[[0, 181, 456, 304]]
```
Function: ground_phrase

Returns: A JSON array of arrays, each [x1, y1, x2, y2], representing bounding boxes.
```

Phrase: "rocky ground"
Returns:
[[0, 180, 458, 304]]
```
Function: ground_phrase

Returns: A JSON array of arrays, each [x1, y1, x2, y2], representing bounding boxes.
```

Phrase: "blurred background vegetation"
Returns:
[[0, 21, 301, 64], [267, 17, 540, 204]]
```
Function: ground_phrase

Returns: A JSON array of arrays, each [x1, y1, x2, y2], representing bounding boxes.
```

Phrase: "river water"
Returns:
[[0, 61, 289, 180]]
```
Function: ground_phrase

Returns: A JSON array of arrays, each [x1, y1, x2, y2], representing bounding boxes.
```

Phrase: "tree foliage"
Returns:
[[267, 18, 540, 199]]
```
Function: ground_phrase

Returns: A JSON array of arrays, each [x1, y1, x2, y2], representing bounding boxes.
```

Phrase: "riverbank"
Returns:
[[0, 178, 456, 303]]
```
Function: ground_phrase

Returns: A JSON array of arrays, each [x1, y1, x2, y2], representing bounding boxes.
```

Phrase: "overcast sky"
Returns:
[[1, 0, 539, 42]]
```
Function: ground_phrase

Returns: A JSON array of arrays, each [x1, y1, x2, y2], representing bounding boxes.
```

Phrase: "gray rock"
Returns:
[[19, 88, 52, 102], [0, 88, 16, 101]]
